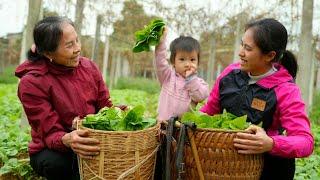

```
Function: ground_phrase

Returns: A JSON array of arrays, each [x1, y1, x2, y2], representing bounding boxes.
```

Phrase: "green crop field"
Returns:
[[0, 83, 319, 179]]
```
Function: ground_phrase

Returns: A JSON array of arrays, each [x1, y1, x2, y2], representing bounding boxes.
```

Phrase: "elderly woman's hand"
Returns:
[[62, 130, 100, 159], [233, 125, 274, 154]]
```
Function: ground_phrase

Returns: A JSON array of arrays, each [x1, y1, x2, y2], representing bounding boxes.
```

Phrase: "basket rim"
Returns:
[[195, 127, 248, 133], [78, 121, 160, 134]]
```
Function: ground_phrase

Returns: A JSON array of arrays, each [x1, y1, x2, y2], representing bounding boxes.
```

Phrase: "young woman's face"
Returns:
[[174, 50, 198, 78], [238, 28, 273, 76], [47, 22, 81, 67]]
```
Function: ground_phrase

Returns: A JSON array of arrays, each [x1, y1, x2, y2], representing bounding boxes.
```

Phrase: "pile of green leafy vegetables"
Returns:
[[82, 105, 156, 131], [181, 109, 249, 130], [132, 19, 165, 53]]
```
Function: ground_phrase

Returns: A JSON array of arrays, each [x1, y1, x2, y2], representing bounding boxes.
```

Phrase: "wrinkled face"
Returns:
[[47, 22, 81, 67], [238, 28, 273, 76], [174, 50, 198, 78]]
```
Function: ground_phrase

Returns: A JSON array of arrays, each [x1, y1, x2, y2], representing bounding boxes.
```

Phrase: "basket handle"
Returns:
[[187, 128, 205, 180], [117, 145, 160, 180]]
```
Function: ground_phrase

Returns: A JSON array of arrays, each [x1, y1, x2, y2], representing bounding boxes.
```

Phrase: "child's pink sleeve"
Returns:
[[185, 77, 209, 103], [154, 41, 172, 85]]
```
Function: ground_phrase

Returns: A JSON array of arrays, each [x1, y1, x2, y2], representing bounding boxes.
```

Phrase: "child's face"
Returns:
[[173, 50, 198, 78]]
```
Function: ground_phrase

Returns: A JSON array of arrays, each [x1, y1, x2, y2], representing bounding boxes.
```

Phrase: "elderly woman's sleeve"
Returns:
[[91, 62, 113, 110], [18, 76, 69, 151]]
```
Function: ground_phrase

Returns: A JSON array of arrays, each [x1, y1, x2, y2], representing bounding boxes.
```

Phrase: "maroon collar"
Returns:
[[46, 60, 78, 75]]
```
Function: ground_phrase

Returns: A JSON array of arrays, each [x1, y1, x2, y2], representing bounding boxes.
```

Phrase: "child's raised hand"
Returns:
[[185, 63, 197, 78], [160, 27, 167, 43]]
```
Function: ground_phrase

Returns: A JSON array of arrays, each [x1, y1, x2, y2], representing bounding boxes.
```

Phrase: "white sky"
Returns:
[[0, 0, 319, 45]]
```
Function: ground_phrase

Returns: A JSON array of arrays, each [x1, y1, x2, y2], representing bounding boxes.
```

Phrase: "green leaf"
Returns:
[[181, 110, 248, 130], [123, 105, 145, 130], [142, 118, 156, 129], [132, 19, 165, 53]]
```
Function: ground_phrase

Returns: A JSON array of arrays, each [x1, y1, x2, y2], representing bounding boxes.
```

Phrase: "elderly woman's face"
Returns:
[[49, 22, 81, 67]]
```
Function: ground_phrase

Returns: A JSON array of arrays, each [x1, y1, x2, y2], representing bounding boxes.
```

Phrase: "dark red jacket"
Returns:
[[15, 57, 112, 154]]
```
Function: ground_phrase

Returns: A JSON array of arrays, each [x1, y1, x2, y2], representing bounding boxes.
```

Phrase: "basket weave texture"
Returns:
[[78, 122, 160, 180], [184, 128, 264, 180]]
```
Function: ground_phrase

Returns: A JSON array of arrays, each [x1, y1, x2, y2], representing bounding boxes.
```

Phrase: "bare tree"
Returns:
[[19, 0, 43, 64], [101, 2, 120, 81], [207, 32, 216, 85], [296, 0, 314, 110], [102, 35, 110, 81], [233, 12, 247, 62], [19, 0, 42, 127], [91, 14, 102, 63], [74, 0, 85, 35]]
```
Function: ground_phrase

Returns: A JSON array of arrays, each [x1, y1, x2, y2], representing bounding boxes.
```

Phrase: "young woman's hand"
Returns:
[[233, 125, 274, 154], [62, 130, 100, 159]]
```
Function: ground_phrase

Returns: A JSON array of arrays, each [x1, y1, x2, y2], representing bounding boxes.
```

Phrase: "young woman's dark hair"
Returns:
[[245, 18, 298, 79], [169, 36, 201, 64], [27, 16, 74, 61]]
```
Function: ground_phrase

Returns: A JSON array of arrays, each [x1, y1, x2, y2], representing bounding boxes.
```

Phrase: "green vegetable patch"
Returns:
[[181, 109, 249, 130], [132, 19, 165, 53], [82, 105, 156, 131]]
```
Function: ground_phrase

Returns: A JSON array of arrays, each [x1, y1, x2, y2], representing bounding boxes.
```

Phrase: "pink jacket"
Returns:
[[201, 63, 314, 158], [155, 41, 209, 121]]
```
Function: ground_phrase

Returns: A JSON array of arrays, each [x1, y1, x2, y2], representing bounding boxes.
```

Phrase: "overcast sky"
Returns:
[[0, 0, 319, 43]]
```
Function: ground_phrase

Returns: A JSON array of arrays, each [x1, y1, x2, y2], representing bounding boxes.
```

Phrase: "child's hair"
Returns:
[[169, 36, 200, 64]]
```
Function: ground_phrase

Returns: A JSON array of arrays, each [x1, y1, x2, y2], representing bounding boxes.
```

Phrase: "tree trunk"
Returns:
[[115, 52, 121, 85], [19, 0, 42, 64], [143, 68, 147, 78], [109, 51, 118, 89], [74, 0, 85, 35], [309, 48, 316, 108], [316, 65, 320, 90], [122, 58, 130, 77], [102, 35, 109, 82], [0, 52, 4, 73], [296, 0, 314, 111], [19, 0, 42, 128], [216, 62, 222, 79], [206, 32, 216, 84], [233, 15, 244, 62], [91, 14, 102, 66]]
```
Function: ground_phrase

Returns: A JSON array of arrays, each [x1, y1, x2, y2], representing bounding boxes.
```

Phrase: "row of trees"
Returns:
[[1, 0, 319, 110]]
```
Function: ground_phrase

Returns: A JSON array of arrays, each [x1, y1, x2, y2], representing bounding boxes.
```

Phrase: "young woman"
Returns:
[[201, 18, 314, 179]]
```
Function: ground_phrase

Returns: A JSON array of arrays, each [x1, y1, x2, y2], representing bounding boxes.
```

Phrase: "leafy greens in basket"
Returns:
[[181, 109, 249, 130], [82, 105, 156, 131]]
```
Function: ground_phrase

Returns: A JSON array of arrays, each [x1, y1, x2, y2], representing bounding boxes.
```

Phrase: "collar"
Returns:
[[47, 59, 80, 75], [248, 65, 277, 85], [256, 63, 293, 89]]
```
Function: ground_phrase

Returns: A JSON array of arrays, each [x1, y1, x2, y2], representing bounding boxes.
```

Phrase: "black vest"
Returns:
[[219, 69, 295, 180]]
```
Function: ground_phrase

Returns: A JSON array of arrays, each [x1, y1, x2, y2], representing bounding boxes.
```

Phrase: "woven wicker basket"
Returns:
[[184, 128, 264, 180], [77, 122, 160, 180]]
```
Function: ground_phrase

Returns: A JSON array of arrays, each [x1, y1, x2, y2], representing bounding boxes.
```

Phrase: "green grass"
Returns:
[[294, 92, 320, 179], [0, 66, 18, 84], [0, 83, 319, 179], [113, 77, 160, 94]]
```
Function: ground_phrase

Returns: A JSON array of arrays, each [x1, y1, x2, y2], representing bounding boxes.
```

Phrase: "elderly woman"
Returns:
[[15, 16, 121, 180]]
